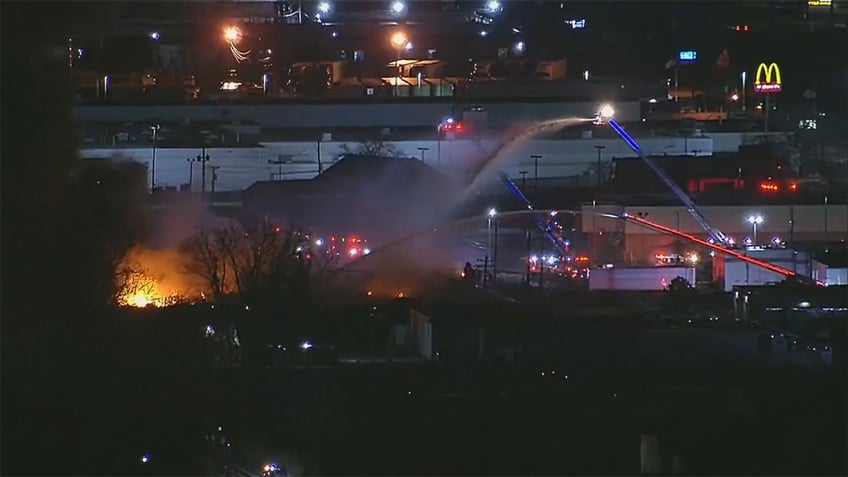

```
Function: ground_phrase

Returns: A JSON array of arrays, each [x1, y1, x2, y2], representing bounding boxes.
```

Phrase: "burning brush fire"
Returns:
[[119, 273, 178, 308], [117, 247, 201, 308]]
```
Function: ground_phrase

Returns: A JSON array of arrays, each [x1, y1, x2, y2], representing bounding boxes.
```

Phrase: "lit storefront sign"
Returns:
[[807, 0, 831, 7], [754, 62, 782, 93], [678, 50, 697, 63]]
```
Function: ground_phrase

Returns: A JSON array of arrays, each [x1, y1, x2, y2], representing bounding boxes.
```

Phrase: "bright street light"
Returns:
[[149, 32, 160, 40], [317, 1, 331, 14], [486, 0, 502, 13], [390, 31, 408, 50], [224, 26, 242, 43], [487, 207, 499, 287], [390, 1, 406, 14], [746, 214, 764, 244], [746, 215, 764, 225]]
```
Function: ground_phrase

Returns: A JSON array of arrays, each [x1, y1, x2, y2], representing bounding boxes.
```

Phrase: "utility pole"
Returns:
[[592, 199, 597, 262], [186, 157, 197, 191], [824, 195, 829, 252], [530, 154, 541, 193], [198, 148, 210, 200], [317, 139, 323, 175], [538, 227, 545, 290], [150, 124, 160, 194], [519, 170, 530, 286], [493, 217, 499, 286], [594, 145, 606, 187], [524, 229, 532, 287], [268, 157, 286, 181], [789, 204, 795, 243]]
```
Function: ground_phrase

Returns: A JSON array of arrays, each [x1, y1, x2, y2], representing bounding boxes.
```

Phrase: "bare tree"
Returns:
[[221, 220, 290, 298], [114, 262, 157, 305], [183, 227, 229, 299], [182, 221, 321, 305], [339, 139, 402, 158]]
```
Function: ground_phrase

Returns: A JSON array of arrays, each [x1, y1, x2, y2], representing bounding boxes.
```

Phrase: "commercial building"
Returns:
[[580, 202, 847, 288], [79, 105, 794, 193]]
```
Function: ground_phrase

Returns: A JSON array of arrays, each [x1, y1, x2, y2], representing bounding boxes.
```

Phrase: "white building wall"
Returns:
[[82, 133, 733, 192], [724, 258, 827, 292], [826, 268, 848, 286]]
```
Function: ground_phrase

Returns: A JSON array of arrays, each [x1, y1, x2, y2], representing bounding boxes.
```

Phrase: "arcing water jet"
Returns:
[[464, 116, 593, 193]]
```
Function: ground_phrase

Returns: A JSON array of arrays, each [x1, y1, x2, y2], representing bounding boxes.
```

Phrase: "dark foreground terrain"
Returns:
[[7, 308, 844, 476]]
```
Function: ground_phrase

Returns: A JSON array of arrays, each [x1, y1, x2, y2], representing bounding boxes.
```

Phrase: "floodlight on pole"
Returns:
[[746, 214, 764, 244]]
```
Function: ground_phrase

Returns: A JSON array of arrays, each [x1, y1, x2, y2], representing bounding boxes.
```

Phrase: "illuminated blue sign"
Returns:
[[679, 50, 697, 62], [565, 19, 585, 29]]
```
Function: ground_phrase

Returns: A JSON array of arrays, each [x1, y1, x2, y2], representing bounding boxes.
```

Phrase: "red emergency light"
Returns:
[[759, 181, 780, 192], [441, 122, 464, 132], [439, 118, 466, 134], [759, 181, 799, 193]]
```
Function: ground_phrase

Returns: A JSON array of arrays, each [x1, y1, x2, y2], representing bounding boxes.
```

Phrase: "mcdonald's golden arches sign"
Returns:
[[754, 62, 782, 94]]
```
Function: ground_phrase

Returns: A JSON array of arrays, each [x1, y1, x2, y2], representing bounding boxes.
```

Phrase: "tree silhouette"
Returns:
[[182, 220, 322, 309], [340, 139, 403, 157], [664, 276, 695, 318]]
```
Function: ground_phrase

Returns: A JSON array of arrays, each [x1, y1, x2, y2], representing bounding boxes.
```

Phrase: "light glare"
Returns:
[[224, 26, 241, 43], [390, 1, 406, 14], [598, 104, 615, 119], [390, 31, 408, 49]]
